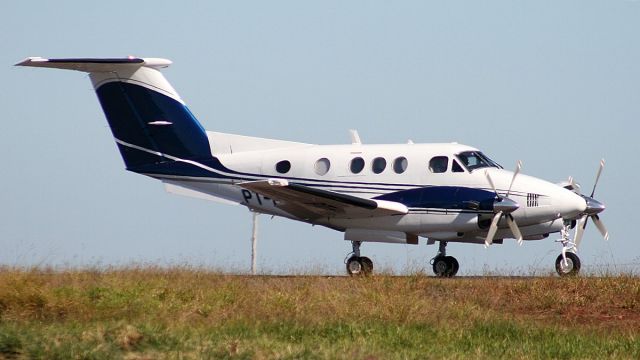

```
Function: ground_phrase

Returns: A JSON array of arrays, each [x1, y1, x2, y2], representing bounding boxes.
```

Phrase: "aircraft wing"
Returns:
[[239, 179, 408, 220]]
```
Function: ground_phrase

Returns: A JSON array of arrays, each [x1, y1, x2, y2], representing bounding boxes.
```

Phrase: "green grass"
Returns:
[[0, 268, 638, 359]]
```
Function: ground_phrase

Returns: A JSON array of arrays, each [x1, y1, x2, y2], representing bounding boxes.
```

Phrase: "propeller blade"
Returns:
[[506, 214, 523, 246], [574, 215, 588, 249], [592, 215, 609, 241], [485, 170, 499, 198], [590, 159, 605, 198], [506, 160, 522, 197], [567, 176, 581, 194], [484, 212, 502, 247]]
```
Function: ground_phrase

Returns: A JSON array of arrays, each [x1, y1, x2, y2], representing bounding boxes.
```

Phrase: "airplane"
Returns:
[[16, 56, 609, 277]]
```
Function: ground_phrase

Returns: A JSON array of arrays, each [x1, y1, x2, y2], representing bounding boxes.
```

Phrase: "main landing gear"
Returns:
[[431, 241, 459, 277], [345, 241, 373, 276], [555, 224, 581, 276], [344, 240, 461, 277]]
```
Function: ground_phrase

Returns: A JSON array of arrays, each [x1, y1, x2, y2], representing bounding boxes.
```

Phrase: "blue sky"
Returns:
[[2, 1, 638, 274]]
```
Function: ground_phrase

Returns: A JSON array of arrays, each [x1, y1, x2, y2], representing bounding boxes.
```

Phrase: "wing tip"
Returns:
[[15, 57, 47, 67]]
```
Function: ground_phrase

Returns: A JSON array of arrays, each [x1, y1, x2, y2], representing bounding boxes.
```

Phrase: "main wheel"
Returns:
[[360, 256, 374, 275], [432, 256, 459, 277], [346, 256, 364, 276], [445, 256, 459, 276], [346, 256, 373, 276], [432, 257, 450, 277], [555, 252, 581, 276]]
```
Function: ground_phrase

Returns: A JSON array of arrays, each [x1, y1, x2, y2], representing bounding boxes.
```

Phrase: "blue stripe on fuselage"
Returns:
[[123, 147, 498, 210], [374, 186, 496, 210]]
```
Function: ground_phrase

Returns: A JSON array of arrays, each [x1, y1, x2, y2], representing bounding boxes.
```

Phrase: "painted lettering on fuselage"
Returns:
[[241, 189, 277, 207]]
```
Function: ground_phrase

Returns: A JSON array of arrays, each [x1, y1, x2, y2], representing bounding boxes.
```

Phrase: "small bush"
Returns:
[[0, 329, 22, 358]]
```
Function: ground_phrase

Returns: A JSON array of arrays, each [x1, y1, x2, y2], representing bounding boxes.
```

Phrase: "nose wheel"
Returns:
[[345, 241, 373, 276], [555, 222, 582, 276], [555, 252, 581, 276], [431, 241, 459, 277]]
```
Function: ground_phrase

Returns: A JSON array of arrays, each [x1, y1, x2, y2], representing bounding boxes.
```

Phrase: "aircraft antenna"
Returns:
[[349, 129, 362, 145]]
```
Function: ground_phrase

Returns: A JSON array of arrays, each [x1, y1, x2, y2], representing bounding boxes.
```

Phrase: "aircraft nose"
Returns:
[[556, 189, 587, 219]]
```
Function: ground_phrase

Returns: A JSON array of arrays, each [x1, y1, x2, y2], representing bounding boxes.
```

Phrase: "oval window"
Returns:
[[372, 157, 387, 174], [350, 157, 365, 174], [315, 158, 331, 175], [275, 160, 291, 174], [393, 157, 408, 174], [429, 156, 449, 173]]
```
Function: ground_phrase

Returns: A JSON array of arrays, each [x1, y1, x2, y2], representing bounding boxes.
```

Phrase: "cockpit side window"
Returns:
[[452, 159, 465, 173], [429, 156, 448, 173], [456, 151, 502, 171]]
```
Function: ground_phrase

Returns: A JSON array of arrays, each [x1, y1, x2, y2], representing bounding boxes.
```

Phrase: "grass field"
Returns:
[[0, 267, 639, 359]]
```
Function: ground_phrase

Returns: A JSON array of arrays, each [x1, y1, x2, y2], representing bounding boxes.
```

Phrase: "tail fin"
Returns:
[[16, 57, 213, 171]]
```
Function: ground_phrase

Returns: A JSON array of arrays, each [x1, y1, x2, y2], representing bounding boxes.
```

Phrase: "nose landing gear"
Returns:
[[345, 241, 373, 276], [555, 223, 581, 276], [431, 241, 459, 277]]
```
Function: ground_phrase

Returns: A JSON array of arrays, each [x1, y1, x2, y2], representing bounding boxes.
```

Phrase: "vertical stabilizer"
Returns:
[[16, 57, 213, 170]]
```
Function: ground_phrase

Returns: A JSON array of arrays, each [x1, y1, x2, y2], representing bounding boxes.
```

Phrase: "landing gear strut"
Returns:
[[431, 241, 459, 277], [345, 241, 373, 276], [555, 223, 581, 276]]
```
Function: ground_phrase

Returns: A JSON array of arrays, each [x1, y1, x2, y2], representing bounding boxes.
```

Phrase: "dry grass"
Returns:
[[0, 267, 639, 359]]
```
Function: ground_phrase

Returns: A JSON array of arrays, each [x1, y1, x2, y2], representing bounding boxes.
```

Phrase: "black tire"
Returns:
[[555, 252, 581, 276], [432, 256, 452, 277], [346, 256, 364, 276], [360, 256, 374, 275], [445, 256, 459, 277]]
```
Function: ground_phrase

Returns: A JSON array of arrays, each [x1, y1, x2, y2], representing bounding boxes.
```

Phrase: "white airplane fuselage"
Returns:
[[171, 137, 586, 245]]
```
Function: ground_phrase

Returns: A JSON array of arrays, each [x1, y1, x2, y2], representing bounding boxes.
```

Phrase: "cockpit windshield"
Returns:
[[456, 151, 502, 171]]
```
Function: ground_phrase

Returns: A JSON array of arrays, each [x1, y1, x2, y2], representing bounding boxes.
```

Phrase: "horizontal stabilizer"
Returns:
[[15, 57, 172, 72]]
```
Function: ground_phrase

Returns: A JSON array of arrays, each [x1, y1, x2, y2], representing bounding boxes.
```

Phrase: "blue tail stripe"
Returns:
[[95, 82, 212, 167]]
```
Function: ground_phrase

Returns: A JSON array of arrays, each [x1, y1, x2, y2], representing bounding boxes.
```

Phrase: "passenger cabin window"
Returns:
[[456, 151, 502, 171], [429, 156, 448, 173], [275, 160, 291, 174], [372, 157, 387, 174], [393, 157, 408, 174], [350, 157, 365, 174], [315, 158, 331, 175], [452, 159, 465, 173]]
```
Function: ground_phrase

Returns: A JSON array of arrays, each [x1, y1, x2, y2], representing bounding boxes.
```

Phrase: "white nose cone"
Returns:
[[555, 188, 587, 219]]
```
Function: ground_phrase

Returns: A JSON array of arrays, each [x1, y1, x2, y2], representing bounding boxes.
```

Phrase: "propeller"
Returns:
[[484, 161, 524, 247], [573, 159, 608, 250], [563, 176, 582, 194]]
